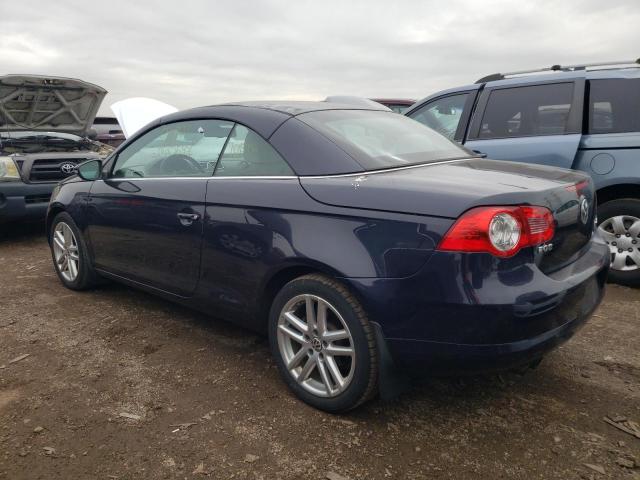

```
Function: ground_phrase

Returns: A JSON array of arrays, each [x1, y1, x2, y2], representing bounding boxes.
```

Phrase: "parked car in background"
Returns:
[[371, 98, 415, 113], [91, 116, 125, 147], [0, 75, 113, 224], [406, 60, 640, 285], [47, 101, 608, 412]]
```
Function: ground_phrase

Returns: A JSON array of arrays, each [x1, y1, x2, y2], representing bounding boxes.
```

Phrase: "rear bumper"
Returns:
[[344, 236, 610, 374], [0, 182, 54, 223]]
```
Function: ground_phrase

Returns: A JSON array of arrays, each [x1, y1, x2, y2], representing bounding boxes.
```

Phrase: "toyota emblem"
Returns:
[[60, 162, 77, 174]]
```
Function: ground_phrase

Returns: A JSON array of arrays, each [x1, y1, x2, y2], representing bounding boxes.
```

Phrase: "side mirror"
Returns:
[[77, 159, 102, 181], [87, 128, 98, 140]]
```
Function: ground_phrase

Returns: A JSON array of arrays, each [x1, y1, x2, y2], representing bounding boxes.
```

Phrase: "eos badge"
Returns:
[[579, 195, 589, 224], [536, 243, 554, 254], [60, 162, 77, 174]]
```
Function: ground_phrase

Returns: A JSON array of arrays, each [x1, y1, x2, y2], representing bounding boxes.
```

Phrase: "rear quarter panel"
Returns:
[[194, 178, 451, 328], [572, 132, 640, 190]]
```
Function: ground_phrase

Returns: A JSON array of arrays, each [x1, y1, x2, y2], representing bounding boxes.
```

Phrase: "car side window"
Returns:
[[588, 79, 640, 134], [408, 93, 469, 141], [111, 120, 234, 178], [476, 83, 574, 139], [214, 124, 294, 177]]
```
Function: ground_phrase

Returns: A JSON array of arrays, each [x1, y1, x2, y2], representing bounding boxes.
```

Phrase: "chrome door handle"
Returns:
[[177, 212, 200, 225]]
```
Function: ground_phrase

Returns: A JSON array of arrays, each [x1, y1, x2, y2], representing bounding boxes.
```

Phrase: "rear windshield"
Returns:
[[297, 110, 471, 171]]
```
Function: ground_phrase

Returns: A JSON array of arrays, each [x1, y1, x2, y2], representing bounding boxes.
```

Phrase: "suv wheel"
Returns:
[[268, 274, 378, 412], [50, 212, 102, 290], [597, 199, 640, 287]]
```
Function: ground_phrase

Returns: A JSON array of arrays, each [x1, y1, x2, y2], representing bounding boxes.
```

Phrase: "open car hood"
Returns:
[[0, 74, 107, 136], [110, 97, 178, 138]]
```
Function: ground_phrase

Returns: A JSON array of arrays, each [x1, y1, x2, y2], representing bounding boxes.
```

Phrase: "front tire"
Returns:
[[49, 212, 102, 290], [268, 274, 378, 412], [597, 198, 640, 287]]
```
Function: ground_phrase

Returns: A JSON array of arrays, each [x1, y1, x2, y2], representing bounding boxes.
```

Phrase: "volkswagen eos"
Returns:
[[47, 101, 609, 412]]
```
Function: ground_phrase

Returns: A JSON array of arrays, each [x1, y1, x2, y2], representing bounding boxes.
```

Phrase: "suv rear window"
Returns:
[[588, 79, 640, 134], [476, 83, 575, 139]]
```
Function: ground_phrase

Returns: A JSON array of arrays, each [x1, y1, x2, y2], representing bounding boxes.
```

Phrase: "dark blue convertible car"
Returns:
[[47, 101, 609, 412]]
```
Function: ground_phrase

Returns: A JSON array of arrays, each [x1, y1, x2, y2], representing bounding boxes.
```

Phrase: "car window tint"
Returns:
[[409, 93, 469, 140], [112, 120, 234, 178], [478, 83, 574, 139], [588, 79, 640, 134], [214, 124, 294, 177]]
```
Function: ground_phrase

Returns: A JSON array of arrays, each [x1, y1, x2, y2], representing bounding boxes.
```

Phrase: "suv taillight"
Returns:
[[437, 206, 555, 257]]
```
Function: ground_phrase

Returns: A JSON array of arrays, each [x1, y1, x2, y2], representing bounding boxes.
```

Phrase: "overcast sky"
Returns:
[[1, 0, 639, 115]]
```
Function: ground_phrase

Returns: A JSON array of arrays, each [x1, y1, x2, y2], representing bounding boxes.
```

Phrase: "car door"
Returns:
[[464, 80, 585, 169], [407, 91, 478, 142], [197, 123, 298, 322], [86, 119, 234, 296]]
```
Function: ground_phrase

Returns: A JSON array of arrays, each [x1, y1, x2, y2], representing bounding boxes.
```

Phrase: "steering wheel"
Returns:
[[156, 154, 204, 176]]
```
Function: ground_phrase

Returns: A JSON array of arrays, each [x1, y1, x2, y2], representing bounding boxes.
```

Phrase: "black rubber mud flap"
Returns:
[[371, 322, 410, 401]]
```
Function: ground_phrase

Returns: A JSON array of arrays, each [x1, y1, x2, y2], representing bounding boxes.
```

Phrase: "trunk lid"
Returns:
[[0, 75, 106, 136], [300, 158, 596, 271]]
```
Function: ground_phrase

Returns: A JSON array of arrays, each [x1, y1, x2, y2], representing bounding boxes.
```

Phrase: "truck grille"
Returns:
[[28, 158, 82, 183]]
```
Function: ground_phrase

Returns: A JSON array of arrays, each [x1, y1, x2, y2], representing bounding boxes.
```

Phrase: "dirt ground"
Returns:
[[0, 223, 638, 480]]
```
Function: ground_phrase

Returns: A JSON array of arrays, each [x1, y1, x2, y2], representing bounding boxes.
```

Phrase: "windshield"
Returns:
[[298, 110, 472, 171]]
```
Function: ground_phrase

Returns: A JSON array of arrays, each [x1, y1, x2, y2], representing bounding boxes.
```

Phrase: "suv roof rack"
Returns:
[[475, 59, 640, 84]]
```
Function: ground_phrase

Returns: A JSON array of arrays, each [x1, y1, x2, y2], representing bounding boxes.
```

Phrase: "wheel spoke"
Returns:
[[60, 257, 69, 272], [325, 345, 354, 357], [610, 216, 626, 235], [316, 357, 333, 394], [284, 311, 308, 335], [612, 252, 627, 270], [63, 224, 72, 247], [598, 228, 616, 242], [323, 329, 349, 342], [325, 355, 345, 389], [286, 346, 309, 369], [305, 296, 316, 332], [316, 301, 327, 335], [278, 324, 305, 344], [68, 259, 78, 278], [53, 236, 65, 251], [297, 355, 316, 383], [55, 230, 65, 248], [69, 252, 80, 261], [629, 220, 640, 238]]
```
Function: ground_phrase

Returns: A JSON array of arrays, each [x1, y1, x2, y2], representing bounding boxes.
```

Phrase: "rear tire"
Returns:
[[49, 212, 102, 290], [597, 198, 640, 287], [268, 274, 378, 412]]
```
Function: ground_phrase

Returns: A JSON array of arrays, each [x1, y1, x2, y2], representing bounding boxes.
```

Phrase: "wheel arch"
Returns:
[[46, 203, 67, 241], [258, 260, 353, 329], [596, 183, 640, 205]]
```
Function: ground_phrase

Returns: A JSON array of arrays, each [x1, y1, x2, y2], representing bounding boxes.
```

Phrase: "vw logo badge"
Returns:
[[60, 162, 77, 174], [311, 337, 322, 352], [579, 195, 589, 224]]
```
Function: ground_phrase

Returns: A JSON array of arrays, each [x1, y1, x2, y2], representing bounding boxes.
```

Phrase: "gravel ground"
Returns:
[[0, 223, 639, 480]]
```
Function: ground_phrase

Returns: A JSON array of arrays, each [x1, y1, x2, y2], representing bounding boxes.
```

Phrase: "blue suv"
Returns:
[[406, 60, 640, 286]]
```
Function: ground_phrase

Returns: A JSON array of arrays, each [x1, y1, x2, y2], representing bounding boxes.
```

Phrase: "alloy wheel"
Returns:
[[52, 222, 80, 282], [598, 215, 640, 271], [277, 294, 355, 398]]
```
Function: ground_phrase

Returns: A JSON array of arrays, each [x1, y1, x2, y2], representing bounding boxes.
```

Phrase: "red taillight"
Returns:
[[438, 205, 555, 257]]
